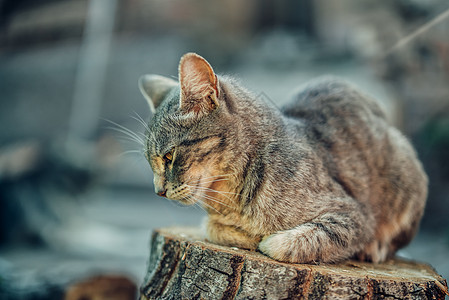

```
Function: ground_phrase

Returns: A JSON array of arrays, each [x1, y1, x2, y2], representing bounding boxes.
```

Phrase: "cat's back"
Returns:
[[281, 77, 392, 203], [281, 77, 427, 259], [281, 76, 386, 124], [281, 77, 391, 178]]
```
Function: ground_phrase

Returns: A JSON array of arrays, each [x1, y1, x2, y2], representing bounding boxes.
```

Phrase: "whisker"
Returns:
[[185, 183, 233, 207], [193, 187, 234, 202], [199, 178, 232, 184], [117, 149, 144, 158], [106, 125, 145, 146], [185, 174, 237, 186], [132, 110, 147, 122], [191, 199, 209, 214], [180, 194, 193, 205], [179, 194, 204, 212], [193, 202, 208, 214], [165, 198, 186, 209], [126, 113, 152, 158], [104, 118, 146, 137], [200, 193, 235, 209], [184, 183, 238, 209], [131, 112, 151, 132], [115, 135, 145, 146], [198, 199, 223, 215], [202, 173, 236, 179], [107, 125, 145, 140], [188, 173, 235, 183], [131, 116, 149, 132], [194, 186, 241, 196], [104, 119, 146, 144]]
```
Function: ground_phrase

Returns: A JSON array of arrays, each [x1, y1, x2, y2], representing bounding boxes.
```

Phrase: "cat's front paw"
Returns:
[[258, 231, 297, 262], [259, 223, 355, 263], [207, 218, 261, 251], [258, 228, 325, 263]]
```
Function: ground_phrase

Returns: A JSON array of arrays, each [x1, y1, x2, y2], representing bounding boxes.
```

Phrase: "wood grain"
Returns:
[[140, 227, 448, 300]]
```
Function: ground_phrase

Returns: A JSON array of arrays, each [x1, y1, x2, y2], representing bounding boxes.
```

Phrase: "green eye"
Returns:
[[163, 149, 174, 162]]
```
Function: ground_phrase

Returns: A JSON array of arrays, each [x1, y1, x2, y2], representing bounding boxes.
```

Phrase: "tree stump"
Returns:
[[140, 227, 448, 300]]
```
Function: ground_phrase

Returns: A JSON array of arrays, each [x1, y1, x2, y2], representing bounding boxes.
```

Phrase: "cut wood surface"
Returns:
[[140, 227, 448, 300]]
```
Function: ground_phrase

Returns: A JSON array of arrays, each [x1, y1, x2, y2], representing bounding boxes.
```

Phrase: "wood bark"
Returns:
[[140, 227, 448, 300]]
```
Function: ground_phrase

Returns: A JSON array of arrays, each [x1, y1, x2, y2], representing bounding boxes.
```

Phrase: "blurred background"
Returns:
[[0, 0, 448, 298]]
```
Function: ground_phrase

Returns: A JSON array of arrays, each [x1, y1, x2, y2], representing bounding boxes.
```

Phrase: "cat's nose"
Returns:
[[157, 189, 167, 198]]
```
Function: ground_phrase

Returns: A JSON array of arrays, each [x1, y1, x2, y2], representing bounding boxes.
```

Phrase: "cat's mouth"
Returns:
[[170, 175, 234, 211], [165, 178, 202, 205]]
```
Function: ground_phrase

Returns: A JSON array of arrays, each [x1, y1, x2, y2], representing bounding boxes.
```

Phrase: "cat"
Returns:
[[138, 52, 427, 263]]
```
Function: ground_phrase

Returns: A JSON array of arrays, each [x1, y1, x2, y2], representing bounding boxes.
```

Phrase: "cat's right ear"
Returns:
[[178, 53, 219, 117], [138, 74, 178, 113]]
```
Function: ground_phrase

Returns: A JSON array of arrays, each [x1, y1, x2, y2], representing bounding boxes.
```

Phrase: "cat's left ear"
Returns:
[[178, 53, 219, 116], [139, 74, 178, 114]]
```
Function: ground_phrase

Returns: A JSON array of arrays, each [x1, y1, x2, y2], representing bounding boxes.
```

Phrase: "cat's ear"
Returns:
[[178, 53, 219, 116], [139, 74, 178, 113]]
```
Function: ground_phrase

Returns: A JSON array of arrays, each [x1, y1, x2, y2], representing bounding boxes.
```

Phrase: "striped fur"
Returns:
[[139, 53, 427, 263]]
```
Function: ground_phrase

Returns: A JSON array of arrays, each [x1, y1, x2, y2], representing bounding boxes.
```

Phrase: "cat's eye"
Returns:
[[163, 149, 174, 162]]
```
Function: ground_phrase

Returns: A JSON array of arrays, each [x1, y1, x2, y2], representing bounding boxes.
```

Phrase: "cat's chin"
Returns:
[[167, 195, 196, 206], [176, 199, 195, 206]]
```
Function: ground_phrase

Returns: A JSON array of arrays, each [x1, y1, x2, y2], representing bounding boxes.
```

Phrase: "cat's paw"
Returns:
[[207, 219, 260, 251], [258, 227, 325, 263], [259, 224, 355, 263], [258, 231, 297, 262]]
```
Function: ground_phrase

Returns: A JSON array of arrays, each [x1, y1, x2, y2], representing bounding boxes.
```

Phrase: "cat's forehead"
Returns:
[[146, 101, 194, 154], [147, 115, 184, 152], [145, 86, 220, 154]]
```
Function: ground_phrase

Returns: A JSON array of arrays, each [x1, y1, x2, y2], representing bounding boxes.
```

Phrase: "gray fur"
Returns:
[[139, 74, 178, 113], [141, 54, 427, 263]]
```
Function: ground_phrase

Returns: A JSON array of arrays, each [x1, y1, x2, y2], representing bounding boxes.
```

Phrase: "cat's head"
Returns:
[[139, 53, 238, 208]]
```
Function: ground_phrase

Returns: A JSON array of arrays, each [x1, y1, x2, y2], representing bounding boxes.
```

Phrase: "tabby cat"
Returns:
[[138, 53, 427, 263]]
